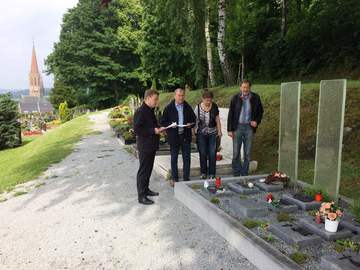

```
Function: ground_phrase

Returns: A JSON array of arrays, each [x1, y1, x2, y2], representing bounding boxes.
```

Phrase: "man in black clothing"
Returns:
[[133, 89, 165, 205], [227, 80, 264, 176], [161, 88, 196, 187]]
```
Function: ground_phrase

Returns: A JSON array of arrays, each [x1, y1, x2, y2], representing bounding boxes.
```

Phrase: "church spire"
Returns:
[[29, 44, 44, 97], [30, 45, 40, 74]]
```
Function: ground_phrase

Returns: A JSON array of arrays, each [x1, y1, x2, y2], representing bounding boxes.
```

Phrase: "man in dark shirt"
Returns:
[[160, 88, 196, 187], [133, 89, 165, 205]]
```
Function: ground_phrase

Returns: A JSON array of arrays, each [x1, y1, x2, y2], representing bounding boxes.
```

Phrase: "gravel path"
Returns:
[[0, 112, 256, 270]]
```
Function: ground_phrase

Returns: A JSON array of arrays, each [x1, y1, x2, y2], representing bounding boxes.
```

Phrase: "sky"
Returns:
[[0, 0, 79, 90]]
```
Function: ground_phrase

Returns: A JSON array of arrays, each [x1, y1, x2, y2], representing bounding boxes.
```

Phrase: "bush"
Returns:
[[59, 101, 72, 123], [289, 252, 308, 265], [0, 94, 22, 149]]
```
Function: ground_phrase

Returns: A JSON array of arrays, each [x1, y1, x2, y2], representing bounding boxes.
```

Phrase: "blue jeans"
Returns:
[[232, 124, 253, 176], [197, 133, 217, 176], [170, 135, 191, 181]]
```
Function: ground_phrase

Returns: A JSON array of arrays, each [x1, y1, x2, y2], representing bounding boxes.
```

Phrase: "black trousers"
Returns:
[[137, 150, 156, 199]]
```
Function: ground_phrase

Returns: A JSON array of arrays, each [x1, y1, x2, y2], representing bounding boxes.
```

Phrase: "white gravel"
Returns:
[[0, 112, 256, 270]]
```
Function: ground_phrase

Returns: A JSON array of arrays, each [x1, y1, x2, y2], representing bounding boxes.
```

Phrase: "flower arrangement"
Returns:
[[265, 171, 290, 185], [318, 202, 343, 221], [317, 201, 343, 232]]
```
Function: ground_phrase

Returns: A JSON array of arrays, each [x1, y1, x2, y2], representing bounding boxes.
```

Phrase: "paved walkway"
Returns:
[[0, 112, 256, 270]]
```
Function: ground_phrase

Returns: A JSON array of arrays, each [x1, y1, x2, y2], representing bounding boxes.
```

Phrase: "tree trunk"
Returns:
[[217, 0, 234, 86], [281, 0, 289, 38], [205, 4, 216, 87], [237, 55, 245, 84]]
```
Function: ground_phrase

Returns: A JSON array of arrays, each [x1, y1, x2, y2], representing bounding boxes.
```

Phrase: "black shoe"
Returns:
[[183, 178, 190, 181], [147, 189, 159, 196], [138, 196, 154, 205]]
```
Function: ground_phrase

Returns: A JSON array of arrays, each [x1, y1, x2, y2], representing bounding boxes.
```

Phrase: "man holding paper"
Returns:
[[161, 88, 196, 186], [134, 89, 165, 205]]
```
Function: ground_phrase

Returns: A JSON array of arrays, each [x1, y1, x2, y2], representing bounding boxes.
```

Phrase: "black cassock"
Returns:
[[133, 103, 160, 199]]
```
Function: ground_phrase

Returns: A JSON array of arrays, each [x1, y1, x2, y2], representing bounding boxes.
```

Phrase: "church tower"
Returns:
[[29, 45, 44, 97]]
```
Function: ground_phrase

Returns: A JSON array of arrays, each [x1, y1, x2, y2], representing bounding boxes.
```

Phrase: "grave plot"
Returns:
[[254, 179, 284, 192], [268, 222, 322, 248], [228, 182, 260, 195], [341, 215, 360, 235], [321, 253, 360, 270], [299, 216, 353, 241], [282, 193, 321, 210], [266, 199, 298, 213]]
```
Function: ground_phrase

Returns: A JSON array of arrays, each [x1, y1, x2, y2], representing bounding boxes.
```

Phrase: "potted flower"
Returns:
[[319, 202, 343, 232], [314, 191, 323, 202]]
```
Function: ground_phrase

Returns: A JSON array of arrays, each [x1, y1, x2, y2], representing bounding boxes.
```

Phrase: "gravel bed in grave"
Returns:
[[194, 182, 360, 270]]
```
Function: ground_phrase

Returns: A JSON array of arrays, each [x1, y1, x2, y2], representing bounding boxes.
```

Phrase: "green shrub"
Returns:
[[277, 212, 293, 222], [0, 94, 22, 149], [289, 252, 308, 265], [59, 101, 72, 123], [210, 197, 220, 204], [123, 131, 135, 141], [335, 239, 359, 253], [242, 218, 261, 229]]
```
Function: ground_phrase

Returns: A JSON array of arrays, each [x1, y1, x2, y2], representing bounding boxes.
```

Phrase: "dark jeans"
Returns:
[[170, 135, 191, 181], [197, 133, 217, 176], [137, 150, 156, 199], [232, 124, 253, 176]]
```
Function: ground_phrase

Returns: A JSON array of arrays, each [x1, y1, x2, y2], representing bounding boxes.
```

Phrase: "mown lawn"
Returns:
[[0, 114, 94, 193], [159, 80, 360, 199]]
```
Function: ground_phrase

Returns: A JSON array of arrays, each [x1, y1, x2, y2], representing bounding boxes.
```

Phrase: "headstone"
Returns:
[[314, 79, 347, 199], [282, 193, 321, 210], [299, 217, 353, 241], [278, 81, 301, 182], [320, 254, 360, 270], [229, 198, 268, 218], [255, 181, 284, 192], [228, 183, 260, 195], [269, 222, 322, 248]]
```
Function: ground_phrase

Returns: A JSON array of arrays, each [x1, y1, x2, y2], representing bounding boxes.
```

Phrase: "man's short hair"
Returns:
[[202, 89, 214, 99], [174, 88, 185, 93], [240, 79, 252, 87], [144, 89, 159, 98]]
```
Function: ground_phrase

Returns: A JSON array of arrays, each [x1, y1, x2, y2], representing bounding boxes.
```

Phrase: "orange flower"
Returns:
[[328, 212, 337, 221]]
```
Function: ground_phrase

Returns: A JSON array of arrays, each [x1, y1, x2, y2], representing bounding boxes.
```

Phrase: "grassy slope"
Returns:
[[159, 81, 360, 199], [0, 114, 94, 192]]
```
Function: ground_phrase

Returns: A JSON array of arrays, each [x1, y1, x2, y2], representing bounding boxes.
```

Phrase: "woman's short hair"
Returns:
[[202, 89, 214, 99], [144, 89, 159, 98]]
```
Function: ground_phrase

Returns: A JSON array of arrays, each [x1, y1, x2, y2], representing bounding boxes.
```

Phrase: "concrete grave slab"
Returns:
[[255, 181, 284, 192], [320, 254, 360, 270], [299, 217, 353, 241], [269, 222, 322, 248], [281, 193, 321, 210], [341, 215, 360, 235], [228, 182, 260, 195], [227, 197, 268, 218]]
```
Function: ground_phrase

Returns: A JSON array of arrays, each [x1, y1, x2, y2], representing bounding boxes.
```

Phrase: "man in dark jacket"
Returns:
[[133, 89, 165, 205], [161, 88, 196, 186], [227, 80, 264, 176]]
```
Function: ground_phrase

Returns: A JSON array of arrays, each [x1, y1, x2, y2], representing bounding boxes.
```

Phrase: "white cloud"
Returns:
[[0, 0, 79, 89]]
